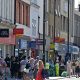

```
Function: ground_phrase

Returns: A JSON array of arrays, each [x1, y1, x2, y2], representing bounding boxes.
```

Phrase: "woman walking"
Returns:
[[75, 60, 79, 78], [36, 60, 44, 80]]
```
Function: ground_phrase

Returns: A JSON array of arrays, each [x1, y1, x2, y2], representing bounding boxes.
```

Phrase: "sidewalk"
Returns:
[[47, 77, 65, 80]]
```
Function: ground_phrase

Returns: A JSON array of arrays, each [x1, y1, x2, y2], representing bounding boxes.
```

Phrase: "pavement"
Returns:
[[5, 76, 80, 80], [46, 77, 80, 80]]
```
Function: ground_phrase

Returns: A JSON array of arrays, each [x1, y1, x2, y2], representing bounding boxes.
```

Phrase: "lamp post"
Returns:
[[43, 0, 46, 64], [67, 0, 70, 58], [54, 0, 56, 61]]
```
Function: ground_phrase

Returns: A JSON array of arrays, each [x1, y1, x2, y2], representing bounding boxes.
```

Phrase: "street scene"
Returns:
[[0, 0, 80, 80]]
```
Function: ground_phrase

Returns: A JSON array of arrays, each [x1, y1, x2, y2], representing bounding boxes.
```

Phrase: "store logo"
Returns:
[[0, 29, 9, 37]]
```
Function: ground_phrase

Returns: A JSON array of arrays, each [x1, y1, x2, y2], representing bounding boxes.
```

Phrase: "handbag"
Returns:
[[41, 69, 49, 78]]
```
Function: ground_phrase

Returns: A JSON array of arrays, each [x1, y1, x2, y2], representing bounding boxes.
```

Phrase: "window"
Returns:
[[19, 2, 22, 24], [49, 0, 51, 13], [26, 6, 30, 26], [16, 1, 30, 27], [23, 4, 26, 25], [32, 19, 36, 36], [48, 25, 51, 36]]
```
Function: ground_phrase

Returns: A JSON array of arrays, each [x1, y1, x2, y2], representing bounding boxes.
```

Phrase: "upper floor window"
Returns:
[[32, 19, 36, 36], [16, 0, 30, 27], [31, 0, 37, 4]]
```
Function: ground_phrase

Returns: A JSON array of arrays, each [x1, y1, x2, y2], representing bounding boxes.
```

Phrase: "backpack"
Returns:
[[41, 69, 49, 78]]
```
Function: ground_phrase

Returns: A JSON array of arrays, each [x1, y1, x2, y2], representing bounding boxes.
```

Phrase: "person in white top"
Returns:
[[67, 60, 72, 77], [20, 56, 27, 77]]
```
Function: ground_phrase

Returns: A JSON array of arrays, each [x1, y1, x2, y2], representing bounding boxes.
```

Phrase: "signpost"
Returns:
[[36, 39, 46, 45]]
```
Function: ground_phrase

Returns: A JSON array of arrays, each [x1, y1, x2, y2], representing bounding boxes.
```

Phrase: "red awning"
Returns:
[[13, 28, 24, 35], [53, 37, 65, 43]]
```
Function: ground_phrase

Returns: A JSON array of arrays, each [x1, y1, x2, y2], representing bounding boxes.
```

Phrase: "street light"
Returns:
[[43, 0, 46, 64], [67, 0, 70, 58]]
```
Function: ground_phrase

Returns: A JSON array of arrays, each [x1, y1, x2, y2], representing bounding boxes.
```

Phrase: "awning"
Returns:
[[53, 37, 65, 43]]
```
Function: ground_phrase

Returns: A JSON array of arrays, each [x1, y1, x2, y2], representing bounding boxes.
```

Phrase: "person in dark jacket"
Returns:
[[5, 54, 10, 68], [15, 57, 20, 78], [10, 56, 16, 78]]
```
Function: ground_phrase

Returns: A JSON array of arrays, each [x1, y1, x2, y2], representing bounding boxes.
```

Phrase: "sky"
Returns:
[[75, 0, 80, 8]]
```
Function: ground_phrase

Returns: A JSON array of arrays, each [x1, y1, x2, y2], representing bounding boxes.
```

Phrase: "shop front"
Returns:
[[15, 36, 31, 59], [0, 28, 15, 58]]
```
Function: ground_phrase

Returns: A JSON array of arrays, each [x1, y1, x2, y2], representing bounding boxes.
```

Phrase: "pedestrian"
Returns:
[[15, 57, 20, 78], [29, 58, 35, 79], [55, 61, 59, 76], [36, 60, 44, 80], [72, 60, 76, 76], [75, 60, 79, 78], [5, 54, 10, 68], [5, 54, 11, 77], [67, 60, 72, 77], [34, 56, 39, 78], [10, 56, 16, 78], [0, 57, 7, 79], [20, 56, 27, 78]]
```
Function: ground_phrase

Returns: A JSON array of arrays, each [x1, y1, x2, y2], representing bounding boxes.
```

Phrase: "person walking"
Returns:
[[10, 56, 16, 78], [5, 54, 10, 77], [34, 56, 39, 78], [0, 57, 7, 79], [36, 60, 44, 80], [67, 60, 72, 77], [5, 54, 10, 68], [72, 60, 76, 76], [29, 58, 35, 80], [55, 61, 59, 76], [20, 56, 27, 78], [75, 60, 79, 78]]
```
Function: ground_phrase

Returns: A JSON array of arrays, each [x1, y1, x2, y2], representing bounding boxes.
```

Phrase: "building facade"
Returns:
[[0, 0, 15, 58], [15, 0, 31, 57]]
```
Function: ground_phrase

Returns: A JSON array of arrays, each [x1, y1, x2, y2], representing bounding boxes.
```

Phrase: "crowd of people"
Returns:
[[0, 54, 80, 80], [0, 54, 45, 80]]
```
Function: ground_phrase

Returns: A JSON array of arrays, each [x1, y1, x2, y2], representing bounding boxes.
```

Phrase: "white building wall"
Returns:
[[30, 6, 39, 38], [30, 0, 40, 39], [37, 0, 43, 34], [0, 0, 14, 23], [16, 23, 31, 37], [21, 0, 30, 4]]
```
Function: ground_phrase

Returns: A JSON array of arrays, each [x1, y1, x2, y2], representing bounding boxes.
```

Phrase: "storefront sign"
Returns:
[[0, 29, 9, 37], [36, 39, 46, 45], [13, 28, 24, 35], [19, 39, 27, 49], [27, 41, 36, 49], [0, 29, 15, 45], [53, 37, 65, 43]]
